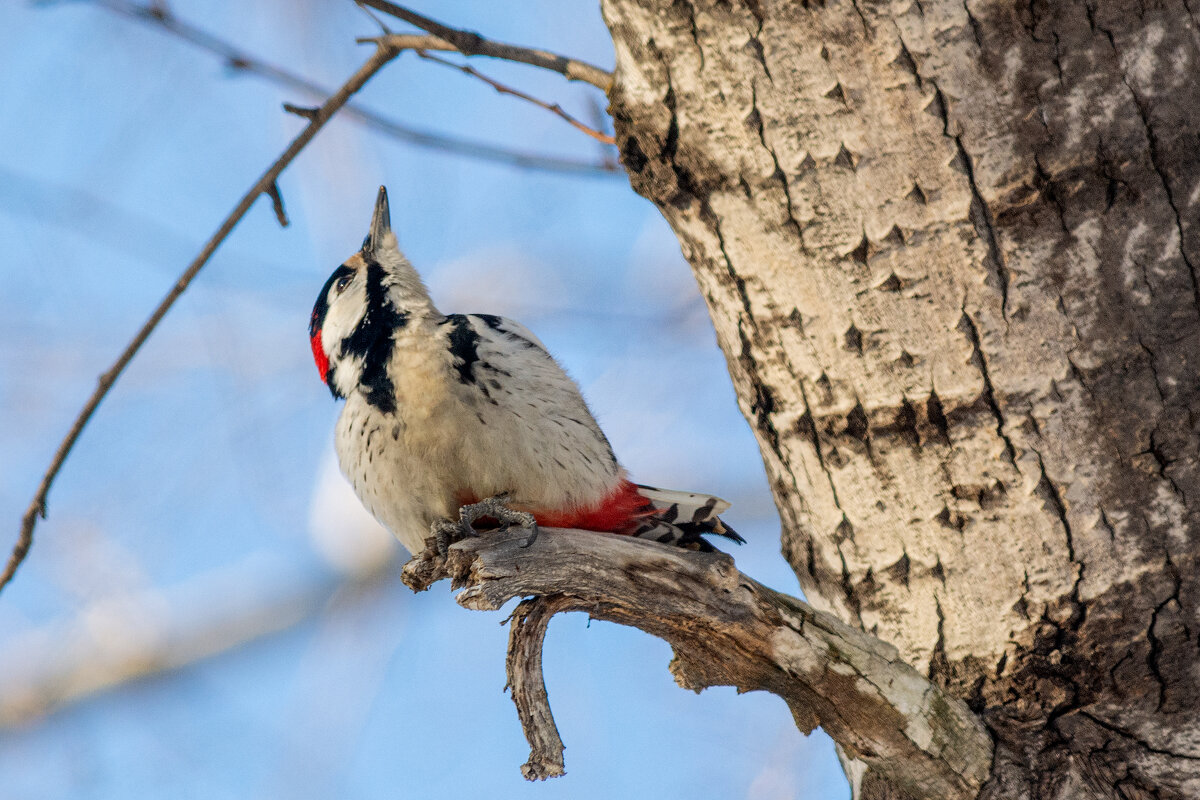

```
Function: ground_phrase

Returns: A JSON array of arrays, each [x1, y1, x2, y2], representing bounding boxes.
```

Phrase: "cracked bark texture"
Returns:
[[601, 0, 1200, 797]]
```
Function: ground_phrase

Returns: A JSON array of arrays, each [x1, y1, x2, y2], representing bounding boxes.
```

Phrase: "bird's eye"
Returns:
[[335, 274, 353, 294]]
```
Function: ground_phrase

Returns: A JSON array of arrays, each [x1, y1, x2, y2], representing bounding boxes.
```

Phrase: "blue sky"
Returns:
[[0, 1, 849, 797]]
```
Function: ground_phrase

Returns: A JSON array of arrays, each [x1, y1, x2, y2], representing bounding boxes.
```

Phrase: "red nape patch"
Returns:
[[310, 330, 330, 383], [531, 480, 657, 534]]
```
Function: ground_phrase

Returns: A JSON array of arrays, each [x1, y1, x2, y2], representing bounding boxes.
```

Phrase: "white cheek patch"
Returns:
[[331, 352, 365, 398], [324, 287, 368, 351], [319, 283, 371, 394]]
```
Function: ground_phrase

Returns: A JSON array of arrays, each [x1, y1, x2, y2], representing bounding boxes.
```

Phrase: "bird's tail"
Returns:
[[629, 484, 745, 552]]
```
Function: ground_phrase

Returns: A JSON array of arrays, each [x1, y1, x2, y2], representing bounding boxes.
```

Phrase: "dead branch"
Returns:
[[505, 596, 572, 780], [358, 0, 614, 91], [403, 529, 994, 799], [90, 0, 618, 175], [3, 40, 414, 594]]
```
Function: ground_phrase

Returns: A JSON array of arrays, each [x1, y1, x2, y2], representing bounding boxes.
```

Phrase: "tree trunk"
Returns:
[[600, 0, 1200, 797]]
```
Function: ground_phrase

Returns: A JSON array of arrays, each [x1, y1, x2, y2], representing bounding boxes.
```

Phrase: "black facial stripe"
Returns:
[[339, 258, 409, 414], [310, 265, 354, 338], [325, 363, 342, 399], [340, 261, 390, 359], [442, 314, 481, 385]]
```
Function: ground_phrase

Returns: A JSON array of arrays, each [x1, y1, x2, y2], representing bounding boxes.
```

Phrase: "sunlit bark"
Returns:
[[603, 1, 1200, 796]]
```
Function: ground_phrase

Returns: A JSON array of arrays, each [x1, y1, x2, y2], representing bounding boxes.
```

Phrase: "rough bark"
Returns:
[[600, 0, 1200, 797], [403, 529, 992, 797]]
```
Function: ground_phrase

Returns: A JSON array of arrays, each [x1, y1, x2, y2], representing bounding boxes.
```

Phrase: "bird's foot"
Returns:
[[431, 518, 464, 557], [432, 494, 540, 556]]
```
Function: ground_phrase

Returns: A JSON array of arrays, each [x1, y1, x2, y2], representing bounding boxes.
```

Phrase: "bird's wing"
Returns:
[[466, 313, 551, 354], [439, 312, 622, 486]]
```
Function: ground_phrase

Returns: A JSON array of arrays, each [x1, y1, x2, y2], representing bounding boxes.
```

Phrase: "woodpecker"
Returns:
[[309, 186, 744, 557]]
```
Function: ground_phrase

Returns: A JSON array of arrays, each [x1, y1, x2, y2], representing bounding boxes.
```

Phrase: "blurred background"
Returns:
[[0, 1, 849, 797]]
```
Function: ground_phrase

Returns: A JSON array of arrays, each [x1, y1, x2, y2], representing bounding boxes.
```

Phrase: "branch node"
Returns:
[[266, 181, 289, 227], [282, 102, 319, 120], [416, 51, 616, 145], [358, 0, 613, 91]]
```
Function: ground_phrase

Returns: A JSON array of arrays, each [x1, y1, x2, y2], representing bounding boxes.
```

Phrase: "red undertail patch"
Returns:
[[530, 480, 656, 534]]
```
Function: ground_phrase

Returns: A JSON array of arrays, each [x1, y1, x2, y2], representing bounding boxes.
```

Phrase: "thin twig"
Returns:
[[3, 42, 406, 594], [283, 103, 320, 120], [267, 181, 289, 227], [357, 0, 614, 91], [416, 50, 615, 145], [87, 0, 618, 175], [353, 0, 394, 36]]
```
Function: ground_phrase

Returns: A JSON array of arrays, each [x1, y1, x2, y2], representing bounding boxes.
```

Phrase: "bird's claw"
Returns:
[[461, 495, 539, 548], [431, 518, 464, 557], [430, 494, 539, 556]]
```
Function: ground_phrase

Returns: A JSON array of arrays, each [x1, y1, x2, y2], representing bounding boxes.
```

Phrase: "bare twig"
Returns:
[[4, 42, 406, 594], [357, 0, 614, 91], [353, 0, 394, 36], [404, 529, 994, 798], [416, 51, 616, 145], [506, 596, 571, 780], [0, 560, 394, 727], [88, 0, 618, 175], [283, 103, 320, 120], [267, 181, 289, 227]]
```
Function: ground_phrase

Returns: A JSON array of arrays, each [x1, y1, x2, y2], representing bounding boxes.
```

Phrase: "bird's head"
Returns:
[[309, 186, 435, 402]]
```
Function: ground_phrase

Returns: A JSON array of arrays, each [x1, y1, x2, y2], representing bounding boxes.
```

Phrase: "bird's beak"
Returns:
[[364, 185, 391, 252]]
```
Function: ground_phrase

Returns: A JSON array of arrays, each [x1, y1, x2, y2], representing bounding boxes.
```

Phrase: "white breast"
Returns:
[[334, 394, 437, 555]]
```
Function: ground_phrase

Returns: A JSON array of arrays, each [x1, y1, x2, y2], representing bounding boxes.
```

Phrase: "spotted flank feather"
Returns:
[[629, 485, 745, 552]]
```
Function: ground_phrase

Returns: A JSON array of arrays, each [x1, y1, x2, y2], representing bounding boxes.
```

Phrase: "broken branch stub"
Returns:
[[505, 596, 570, 781], [402, 528, 993, 797]]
